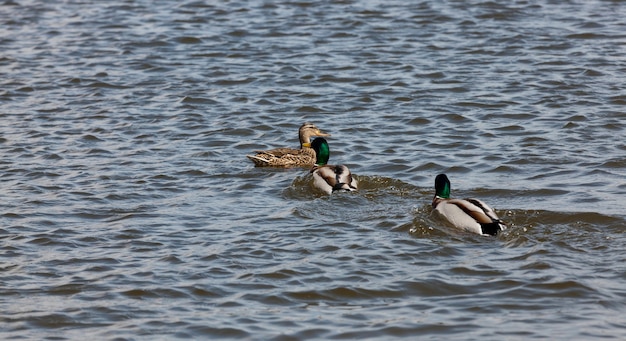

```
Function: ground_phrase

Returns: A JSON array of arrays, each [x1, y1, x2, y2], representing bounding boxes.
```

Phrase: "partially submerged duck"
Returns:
[[431, 174, 506, 236], [309, 137, 357, 195], [247, 122, 330, 167]]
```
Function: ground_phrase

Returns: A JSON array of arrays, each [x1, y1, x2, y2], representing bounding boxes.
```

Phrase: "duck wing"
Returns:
[[438, 198, 505, 236], [313, 165, 357, 193], [446, 198, 496, 224], [247, 148, 315, 167]]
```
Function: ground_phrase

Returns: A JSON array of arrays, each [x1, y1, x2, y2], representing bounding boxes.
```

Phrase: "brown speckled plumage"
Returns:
[[246, 123, 330, 167]]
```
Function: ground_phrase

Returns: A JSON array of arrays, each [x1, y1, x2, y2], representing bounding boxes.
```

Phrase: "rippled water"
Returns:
[[1, 0, 625, 339]]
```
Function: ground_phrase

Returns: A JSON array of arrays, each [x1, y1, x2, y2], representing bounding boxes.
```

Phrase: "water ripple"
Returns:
[[1, 0, 626, 339]]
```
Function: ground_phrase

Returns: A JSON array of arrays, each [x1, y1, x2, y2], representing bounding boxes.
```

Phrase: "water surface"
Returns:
[[1, 0, 625, 339]]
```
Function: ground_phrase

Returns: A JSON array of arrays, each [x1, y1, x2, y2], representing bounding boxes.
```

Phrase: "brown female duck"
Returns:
[[247, 123, 330, 167]]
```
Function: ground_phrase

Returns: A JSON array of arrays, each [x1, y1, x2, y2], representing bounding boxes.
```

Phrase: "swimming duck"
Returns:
[[247, 122, 330, 167], [309, 137, 357, 195], [431, 174, 506, 236]]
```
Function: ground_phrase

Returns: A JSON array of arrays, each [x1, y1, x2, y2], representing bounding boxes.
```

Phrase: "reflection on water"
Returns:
[[1, 0, 625, 339]]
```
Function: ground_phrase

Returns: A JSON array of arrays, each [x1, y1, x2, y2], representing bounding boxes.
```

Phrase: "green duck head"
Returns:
[[434, 173, 451, 199], [310, 137, 330, 166]]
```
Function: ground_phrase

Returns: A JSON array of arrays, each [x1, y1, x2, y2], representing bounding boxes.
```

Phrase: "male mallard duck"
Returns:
[[309, 137, 357, 195], [247, 122, 330, 167], [432, 174, 506, 236]]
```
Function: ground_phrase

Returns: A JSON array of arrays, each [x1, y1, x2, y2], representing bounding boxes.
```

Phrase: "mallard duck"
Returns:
[[247, 122, 330, 167], [431, 174, 506, 236], [309, 137, 357, 195]]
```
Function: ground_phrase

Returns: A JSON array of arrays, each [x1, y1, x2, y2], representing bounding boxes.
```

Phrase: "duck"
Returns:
[[247, 122, 330, 167], [431, 173, 506, 236], [309, 137, 358, 195]]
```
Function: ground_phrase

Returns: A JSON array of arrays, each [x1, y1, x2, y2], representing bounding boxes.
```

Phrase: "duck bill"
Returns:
[[316, 130, 331, 137]]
